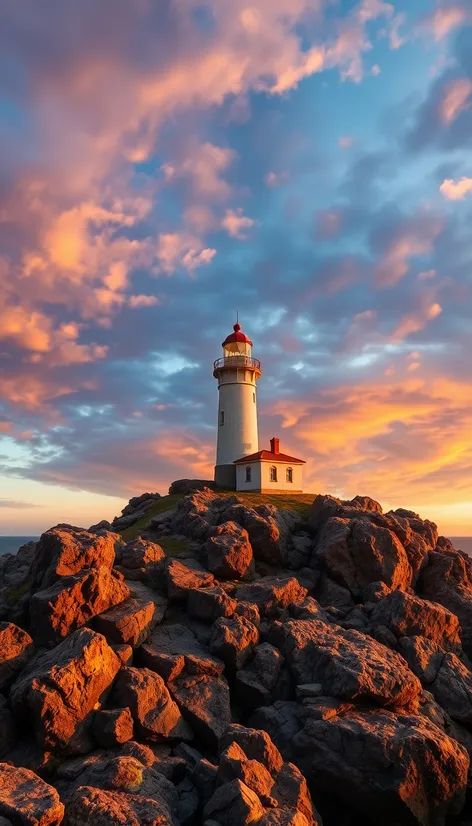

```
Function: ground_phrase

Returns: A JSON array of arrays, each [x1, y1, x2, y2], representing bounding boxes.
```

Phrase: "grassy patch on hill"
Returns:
[[119, 494, 185, 542], [118, 490, 316, 545]]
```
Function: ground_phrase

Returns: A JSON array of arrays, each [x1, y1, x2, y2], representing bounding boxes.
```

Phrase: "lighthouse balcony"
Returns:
[[213, 356, 261, 376]]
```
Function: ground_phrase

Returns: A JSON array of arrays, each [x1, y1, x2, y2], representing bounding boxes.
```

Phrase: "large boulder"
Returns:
[[203, 778, 265, 825], [235, 643, 286, 708], [187, 586, 237, 622], [309, 495, 437, 586], [30, 567, 131, 645], [236, 577, 308, 616], [139, 623, 224, 681], [369, 590, 461, 649], [293, 707, 468, 826], [65, 784, 176, 826], [0, 622, 34, 689], [314, 516, 412, 597], [169, 673, 231, 751], [10, 628, 121, 753], [118, 537, 165, 570], [31, 525, 117, 590], [165, 558, 215, 601], [219, 724, 284, 775], [93, 708, 134, 748], [93, 596, 158, 648], [210, 616, 259, 671], [204, 521, 255, 580], [169, 479, 216, 495], [110, 666, 192, 743], [419, 550, 472, 658], [0, 764, 64, 825], [269, 618, 421, 708]]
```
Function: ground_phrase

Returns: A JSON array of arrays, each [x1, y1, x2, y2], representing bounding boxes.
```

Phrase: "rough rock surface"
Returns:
[[2, 488, 472, 826], [0, 763, 64, 825], [270, 617, 421, 708], [31, 525, 117, 589], [293, 707, 468, 825], [30, 567, 131, 645], [204, 521, 255, 580], [10, 628, 121, 753], [0, 622, 34, 689], [111, 666, 192, 742], [93, 596, 157, 647]]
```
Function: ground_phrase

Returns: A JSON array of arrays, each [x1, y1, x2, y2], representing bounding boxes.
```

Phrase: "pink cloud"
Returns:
[[221, 208, 255, 239], [438, 78, 472, 124], [156, 233, 216, 274], [425, 4, 470, 41], [440, 177, 472, 200]]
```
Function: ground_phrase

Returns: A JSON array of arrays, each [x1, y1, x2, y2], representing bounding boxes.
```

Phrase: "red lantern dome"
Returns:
[[222, 323, 253, 347]]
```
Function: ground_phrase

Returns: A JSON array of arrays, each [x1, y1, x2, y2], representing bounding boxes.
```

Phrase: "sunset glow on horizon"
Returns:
[[1, 0, 471, 536]]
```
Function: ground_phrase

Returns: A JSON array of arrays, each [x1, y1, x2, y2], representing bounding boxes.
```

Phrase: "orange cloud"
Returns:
[[440, 177, 472, 200], [270, 371, 472, 509]]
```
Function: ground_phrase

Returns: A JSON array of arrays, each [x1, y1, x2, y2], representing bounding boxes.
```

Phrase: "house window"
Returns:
[[220, 411, 224, 426], [286, 467, 293, 483], [270, 466, 277, 483], [245, 466, 252, 483]]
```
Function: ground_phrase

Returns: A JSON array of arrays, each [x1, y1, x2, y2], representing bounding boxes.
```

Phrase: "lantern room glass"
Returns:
[[223, 339, 252, 358]]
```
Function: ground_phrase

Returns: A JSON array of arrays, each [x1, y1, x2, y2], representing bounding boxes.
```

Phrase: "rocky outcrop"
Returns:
[[2, 489, 472, 826], [292, 707, 468, 825], [0, 763, 64, 825], [30, 567, 131, 645], [10, 628, 121, 753], [110, 666, 192, 743], [0, 622, 34, 689], [30, 525, 118, 590], [111, 493, 162, 530], [204, 521, 255, 580]]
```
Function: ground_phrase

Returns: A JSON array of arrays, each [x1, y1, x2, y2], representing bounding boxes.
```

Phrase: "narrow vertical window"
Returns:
[[286, 467, 293, 483], [220, 411, 225, 426], [270, 466, 277, 482], [245, 466, 252, 483], [253, 392, 256, 403]]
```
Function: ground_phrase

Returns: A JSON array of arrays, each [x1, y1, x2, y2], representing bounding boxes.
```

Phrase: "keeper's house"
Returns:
[[233, 437, 305, 493]]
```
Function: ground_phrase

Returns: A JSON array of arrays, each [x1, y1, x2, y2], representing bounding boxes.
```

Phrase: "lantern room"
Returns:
[[222, 323, 253, 359]]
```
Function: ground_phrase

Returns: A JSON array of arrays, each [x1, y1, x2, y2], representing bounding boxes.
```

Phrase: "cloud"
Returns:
[[440, 176, 472, 199], [0, 499, 42, 509], [423, 4, 470, 42], [128, 295, 161, 309], [372, 210, 443, 287], [439, 78, 472, 124], [221, 209, 255, 239], [156, 233, 216, 274]]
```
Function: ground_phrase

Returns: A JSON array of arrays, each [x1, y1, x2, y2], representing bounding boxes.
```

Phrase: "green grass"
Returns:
[[118, 489, 317, 546], [119, 494, 185, 542]]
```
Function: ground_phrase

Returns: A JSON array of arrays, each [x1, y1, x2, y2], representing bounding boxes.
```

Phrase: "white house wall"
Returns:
[[236, 461, 303, 492], [235, 462, 262, 491]]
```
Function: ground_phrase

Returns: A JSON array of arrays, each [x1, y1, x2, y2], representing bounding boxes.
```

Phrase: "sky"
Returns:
[[0, 0, 471, 536]]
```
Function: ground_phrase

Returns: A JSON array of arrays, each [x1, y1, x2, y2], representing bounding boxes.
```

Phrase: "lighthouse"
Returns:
[[213, 321, 261, 489], [213, 321, 306, 492]]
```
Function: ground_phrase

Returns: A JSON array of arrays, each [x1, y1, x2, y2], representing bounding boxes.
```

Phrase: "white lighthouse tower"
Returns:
[[213, 321, 262, 489]]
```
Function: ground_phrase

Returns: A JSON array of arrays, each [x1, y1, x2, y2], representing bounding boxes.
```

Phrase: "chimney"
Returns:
[[270, 437, 280, 455]]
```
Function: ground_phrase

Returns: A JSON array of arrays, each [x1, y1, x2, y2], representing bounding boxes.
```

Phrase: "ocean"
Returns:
[[0, 535, 471, 556], [0, 537, 39, 555]]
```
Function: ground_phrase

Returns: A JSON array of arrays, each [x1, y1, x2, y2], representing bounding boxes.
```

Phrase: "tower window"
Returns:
[[253, 392, 256, 403], [245, 466, 252, 483], [220, 411, 225, 426], [270, 466, 277, 483], [286, 467, 293, 483]]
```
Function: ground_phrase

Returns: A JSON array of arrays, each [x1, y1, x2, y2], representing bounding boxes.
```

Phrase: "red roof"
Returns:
[[234, 450, 305, 465], [222, 323, 253, 347]]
